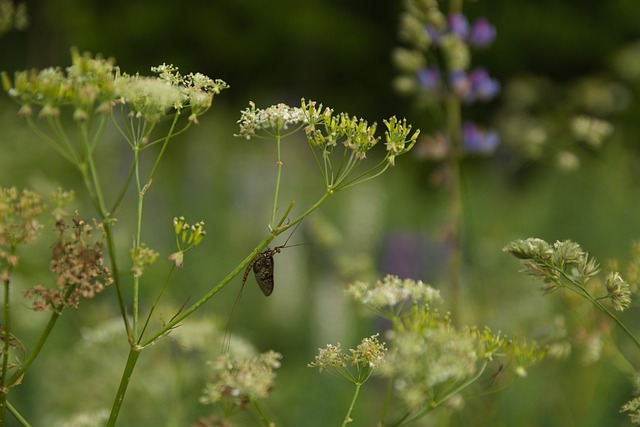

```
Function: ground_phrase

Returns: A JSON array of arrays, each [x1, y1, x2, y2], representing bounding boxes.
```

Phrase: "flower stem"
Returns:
[[0, 263, 12, 425], [107, 347, 141, 426], [446, 94, 463, 325], [6, 401, 30, 427], [271, 134, 283, 228], [342, 383, 362, 427]]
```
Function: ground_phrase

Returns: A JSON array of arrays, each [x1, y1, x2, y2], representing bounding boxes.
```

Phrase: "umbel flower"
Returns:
[[345, 275, 544, 419], [237, 99, 419, 192], [2, 49, 228, 124], [200, 350, 282, 416]]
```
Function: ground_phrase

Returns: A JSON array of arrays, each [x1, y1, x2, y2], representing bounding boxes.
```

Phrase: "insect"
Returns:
[[242, 221, 302, 296], [222, 222, 302, 354]]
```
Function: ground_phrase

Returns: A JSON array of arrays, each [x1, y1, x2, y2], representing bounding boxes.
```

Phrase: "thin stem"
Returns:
[[253, 401, 273, 427], [271, 134, 283, 228], [139, 236, 275, 347], [0, 256, 12, 424], [446, 94, 463, 326], [140, 192, 332, 348], [394, 361, 488, 427], [6, 401, 30, 427], [103, 219, 132, 339], [555, 267, 640, 350], [341, 383, 362, 427], [137, 265, 177, 344], [106, 347, 141, 427], [133, 147, 143, 339], [380, 372, 396, 426], [7, 309, 61, 386]]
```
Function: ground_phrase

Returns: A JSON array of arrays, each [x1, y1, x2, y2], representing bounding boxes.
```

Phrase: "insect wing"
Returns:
[[253, 253, 275, 296]]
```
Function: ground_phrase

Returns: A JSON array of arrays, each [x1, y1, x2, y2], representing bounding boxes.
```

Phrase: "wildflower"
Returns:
[[309, 335, 386, 384], [417, 67, 440, 91], [468, 67, 500, 101], [167, 216, 206, 268], [236, 101, 307, 139], [131, 243, 159, 277], [23, 217, 113, 311], [448, 13, 469, 39], [0, 187, 44, 249], [345, 274, 441, 318], [200, 351, 282, 413], [606, 272, 631, 312], [462, 122, 499, 154], [469, 17, 496, 47], [571, 115, 613, 148]]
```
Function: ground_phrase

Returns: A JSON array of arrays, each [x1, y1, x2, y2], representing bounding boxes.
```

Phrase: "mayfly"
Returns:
[[222, 222, 302, 354]]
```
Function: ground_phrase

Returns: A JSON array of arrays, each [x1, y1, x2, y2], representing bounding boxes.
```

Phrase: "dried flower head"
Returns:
[[23, 216, 112, 311]]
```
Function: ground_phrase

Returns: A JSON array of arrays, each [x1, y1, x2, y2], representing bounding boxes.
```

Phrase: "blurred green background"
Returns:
[[2, 0, 640, 426]]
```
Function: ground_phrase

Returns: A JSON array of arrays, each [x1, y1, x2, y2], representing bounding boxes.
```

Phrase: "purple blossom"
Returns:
[[448, 13, 470, 39], [462, 122, 500, 154], [468, 67, 500, 101], [425, 24, 444, 45], [417, 67, 441, 91], [449, 70, 471, 98], [469, 17, 496, 47]]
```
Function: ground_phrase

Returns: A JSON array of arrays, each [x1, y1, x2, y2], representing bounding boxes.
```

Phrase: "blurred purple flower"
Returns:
[[417, 67, 441, 91], [425, 24, 444, 45], [468, 67, 500, 101], [462, 122, 500, 154], [469, 17, 496, 47], [449, 13, 470, 39], [449, 70, 471, 98]]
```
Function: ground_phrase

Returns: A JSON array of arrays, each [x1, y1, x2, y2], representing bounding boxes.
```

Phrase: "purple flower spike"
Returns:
[[462, 122, 500, 154], [417, 67, 441, 91], [469, 17, 496, 47], [449, 13, 470, 39], [469, 68, 500, 101]]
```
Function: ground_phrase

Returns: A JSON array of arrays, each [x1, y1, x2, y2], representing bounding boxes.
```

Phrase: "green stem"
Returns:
[[557, 269, 640, 350], [342, 383, 362, 427], [446, 94, 463, 326], [106, 347, 141, 427], [133, 148, 143, 339], [394, 361, 488, 427], [253, 401, 273, 427], [271, 134, 283, 228], [380, 372, 395, 426], [103, 218, 133, 340], [139, 236, 274, 347], [140, 191, 332, 348], [6, 401, 30, 427], [137, 266, 177, 344], [0, 259, 12, 424], [7, 310, 61, 386]]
